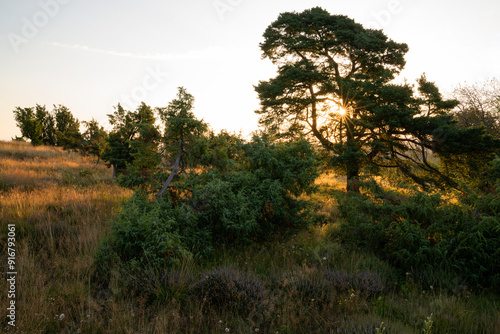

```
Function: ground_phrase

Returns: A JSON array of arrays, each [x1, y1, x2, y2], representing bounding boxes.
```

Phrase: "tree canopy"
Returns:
[[255, 7, 498, 191]]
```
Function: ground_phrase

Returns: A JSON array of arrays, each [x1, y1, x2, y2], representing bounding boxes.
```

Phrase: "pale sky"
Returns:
[[1, 0, 499, 141]]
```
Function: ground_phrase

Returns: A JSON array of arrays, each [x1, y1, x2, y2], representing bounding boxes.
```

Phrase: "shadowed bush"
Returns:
[[334, 183, 500, 290], [191, 266, 269, 316]]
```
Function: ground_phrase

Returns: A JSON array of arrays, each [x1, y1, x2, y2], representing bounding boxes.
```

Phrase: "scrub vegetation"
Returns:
[[3, 7, 500, 333]]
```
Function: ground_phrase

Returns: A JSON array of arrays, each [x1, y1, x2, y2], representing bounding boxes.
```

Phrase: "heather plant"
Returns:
[[191, 266, 268, 317], [323, 269, 387, 296]]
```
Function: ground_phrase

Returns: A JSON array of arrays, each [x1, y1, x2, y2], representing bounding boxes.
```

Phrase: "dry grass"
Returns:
[[0, 141, 131, 333]]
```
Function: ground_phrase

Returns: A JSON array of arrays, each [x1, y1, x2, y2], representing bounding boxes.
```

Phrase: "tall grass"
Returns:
[[0, 141, 498, 333], [0, 141, 131, 333]]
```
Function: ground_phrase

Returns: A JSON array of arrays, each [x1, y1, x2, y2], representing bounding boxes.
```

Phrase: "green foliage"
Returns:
[[157, 86, 209, 170], [120, 103, 162, 192], [334, 184, 500, 290], [94, 193, 212, 289], [36, 104, 57, 146], [53, 104, 82, 149], [96, 135, 321, 291], [13, 104, 82, 148], [198, 130, 245, 172], [244, 136, 320, 197], [256, 8, 498, 191], [102, 102, 163, 192], [13, 106, 43, 145], [101, 103, 138, 175], [79, 118, 108, 161]]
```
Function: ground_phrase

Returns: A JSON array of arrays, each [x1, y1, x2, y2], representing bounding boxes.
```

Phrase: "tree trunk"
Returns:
[[157, 149, 182, 199], [346, 166, 360, 192]]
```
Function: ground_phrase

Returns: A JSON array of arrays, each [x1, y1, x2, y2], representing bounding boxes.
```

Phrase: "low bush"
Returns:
[[334, 183, 500, 290], [191, 266, 268, 316], [323, 270, 387, 296], [93, 194, 211, 291]]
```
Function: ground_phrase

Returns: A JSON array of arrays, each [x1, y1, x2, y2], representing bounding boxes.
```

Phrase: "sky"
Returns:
[[1, 0, 499, 141]]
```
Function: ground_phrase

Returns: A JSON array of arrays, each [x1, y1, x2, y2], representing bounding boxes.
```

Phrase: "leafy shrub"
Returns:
[[94, 135, 321, 292], [334, 184, 500, 290], [93, 194, 211, 290]]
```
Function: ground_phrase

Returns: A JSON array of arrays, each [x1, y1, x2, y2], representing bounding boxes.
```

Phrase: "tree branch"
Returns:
[[157, 143, 182, 199]]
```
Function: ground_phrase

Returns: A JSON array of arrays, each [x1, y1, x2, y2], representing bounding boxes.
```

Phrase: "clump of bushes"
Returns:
[[93, 137, 320, 291], [333, 182, 500, 290]]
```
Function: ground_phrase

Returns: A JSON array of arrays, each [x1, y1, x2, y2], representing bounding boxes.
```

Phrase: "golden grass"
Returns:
[[0, 140, 131, 332]]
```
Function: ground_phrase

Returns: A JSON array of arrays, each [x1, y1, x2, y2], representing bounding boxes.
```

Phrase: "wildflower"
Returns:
[[58, 314, 65, 321], [219, 320, 223, 324], [225, 328, 230, 332], [255, 328, 260, 332], [322, 257, 327, 260]]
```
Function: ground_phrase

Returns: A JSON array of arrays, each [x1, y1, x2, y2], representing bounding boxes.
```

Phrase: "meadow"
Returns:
[[0, 141, 499, 333]]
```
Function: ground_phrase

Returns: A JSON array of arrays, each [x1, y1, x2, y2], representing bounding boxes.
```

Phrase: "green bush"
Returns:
[[334, 184, 500, 290], [93, 194, 211, 290], [94, 136, 321, 292]]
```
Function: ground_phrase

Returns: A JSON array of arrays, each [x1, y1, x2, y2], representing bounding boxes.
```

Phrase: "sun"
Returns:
[[337, 106, 346, 116], [322, 98, 347, 116]]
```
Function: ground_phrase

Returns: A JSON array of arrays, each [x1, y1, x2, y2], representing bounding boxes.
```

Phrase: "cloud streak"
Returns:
[[50, 41, 230, 60]]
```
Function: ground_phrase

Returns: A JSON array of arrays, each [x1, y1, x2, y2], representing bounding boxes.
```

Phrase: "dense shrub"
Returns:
[[94, 136, 320, 292], [93, 194, 211, 290], [334, 183, 500, 290]]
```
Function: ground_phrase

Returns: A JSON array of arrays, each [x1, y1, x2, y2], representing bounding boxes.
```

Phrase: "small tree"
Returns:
[[156, 87, 208, 198], [120, 102, 162, 192], [80, 118, 108, 162], [13, 106, 43, 145], [53, 105, 82, 149], [102, 104, 137, 177], [35, 104, 56, 146]]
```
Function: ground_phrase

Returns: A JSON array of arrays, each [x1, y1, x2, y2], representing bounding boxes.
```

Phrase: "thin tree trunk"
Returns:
[[157, 149, 182, 199], [346, 167, 360, 192]]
